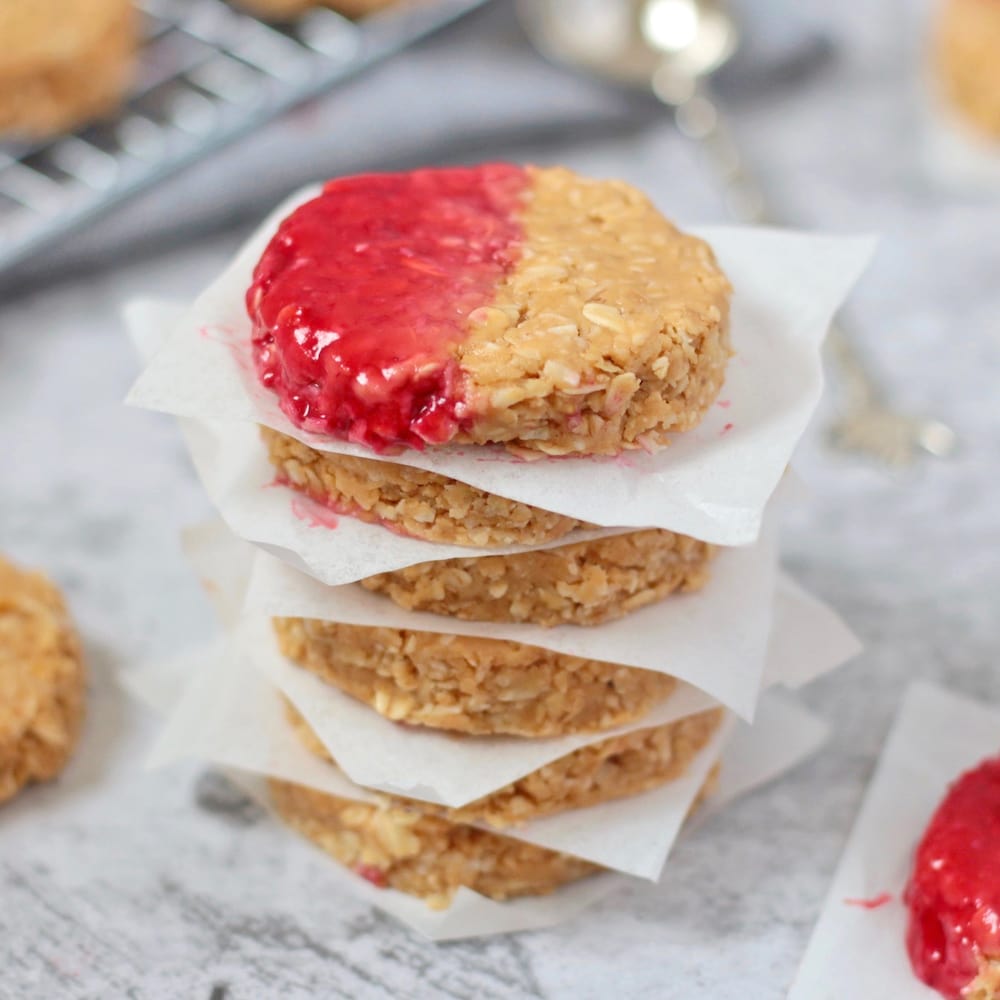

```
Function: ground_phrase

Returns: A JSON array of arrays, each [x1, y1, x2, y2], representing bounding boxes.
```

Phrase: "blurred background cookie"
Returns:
[[0, 557, 85, 805], [0, 0, 135, 138], [936, 0, 1000, 137]]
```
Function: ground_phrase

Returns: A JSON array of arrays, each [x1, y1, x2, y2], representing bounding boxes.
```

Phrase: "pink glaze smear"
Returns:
[[247, 164, 528, 453]]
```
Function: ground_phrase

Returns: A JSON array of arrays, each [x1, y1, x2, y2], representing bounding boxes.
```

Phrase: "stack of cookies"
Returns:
[[127, 163, 867, 915], [244, 164, 733, 906]]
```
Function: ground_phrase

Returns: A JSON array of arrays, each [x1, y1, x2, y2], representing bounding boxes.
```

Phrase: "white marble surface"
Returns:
[[2, 1, 1000, 997]]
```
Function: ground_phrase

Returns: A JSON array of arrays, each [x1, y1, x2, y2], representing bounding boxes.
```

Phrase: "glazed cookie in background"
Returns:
[[936, 0, 1000, 138], [0, 0, 135, 138], [262, 427, 585, 547], [904, 753, 1000, 1000], [249, 164, 731, 457], [0, 557, 85, 805], [359, 529, 715, 627], [273, 618, 679, 737], [286, 700, 724, 828]]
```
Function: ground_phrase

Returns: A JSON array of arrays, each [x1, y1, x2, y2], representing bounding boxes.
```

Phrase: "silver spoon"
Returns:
[[517, 0, 958, 466]]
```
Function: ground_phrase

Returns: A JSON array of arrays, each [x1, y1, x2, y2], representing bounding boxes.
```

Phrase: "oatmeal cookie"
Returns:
[[269, 777, 599, 908], [286, 700, 724, 828], [0, 557, 84, 805], [270, 764, 720, 907], [249, 164, 731, 455], [264, 427, 583, 547], [937, 0, 1000, 138], [0, 0, 134, 138], [360, 529, 714, 626], [274, 618, 677, 737]]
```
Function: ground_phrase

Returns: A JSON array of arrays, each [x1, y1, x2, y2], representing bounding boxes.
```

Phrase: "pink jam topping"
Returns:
[[905, 753, 1000, 999], [247, 164, 528, 452]]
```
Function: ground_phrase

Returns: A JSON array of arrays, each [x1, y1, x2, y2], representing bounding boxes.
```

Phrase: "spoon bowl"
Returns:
[[517, 0, 739, 99]]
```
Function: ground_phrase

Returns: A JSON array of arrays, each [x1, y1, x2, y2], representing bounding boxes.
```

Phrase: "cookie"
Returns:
[[269, 777, 599, 908], [248, 164, 731, 456], [286, 700, 724, 828], [360, 529, 715, 626], [263, 426, 583, 547], [273, 618, 677, 737], [937, 0, 1000, 138], [0, 0, 134, 138], [270, 762, 720, 907], [0, 557, 84, 805]]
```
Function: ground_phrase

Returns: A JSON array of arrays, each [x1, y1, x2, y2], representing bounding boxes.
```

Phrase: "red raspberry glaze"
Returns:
[[354, 863, 388, 889], [247, 164, 528, 452], [905, 754, 1000, 999]]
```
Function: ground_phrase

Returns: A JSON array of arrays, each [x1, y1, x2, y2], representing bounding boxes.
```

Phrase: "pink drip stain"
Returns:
[[354, 863, 387, 888], [845, 893, 893, 910], [198, 323, 239, 344], [716, 399, 731, 409], [276, 476, 428, 539], [198, 322, 258, 382], [720, 422, 735, 436], [290, 495, 339, 530]]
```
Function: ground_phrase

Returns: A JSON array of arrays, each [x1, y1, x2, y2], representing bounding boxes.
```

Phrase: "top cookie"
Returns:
[[247, 164, 731, 456]]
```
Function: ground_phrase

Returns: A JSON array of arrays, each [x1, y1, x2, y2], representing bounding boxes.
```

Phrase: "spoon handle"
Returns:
[[661, 82, 955, 458], [671, 87, 769, 225]]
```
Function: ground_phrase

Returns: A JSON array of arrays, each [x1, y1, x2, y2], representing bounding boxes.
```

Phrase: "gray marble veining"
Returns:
[[2, 1, 999, 997]]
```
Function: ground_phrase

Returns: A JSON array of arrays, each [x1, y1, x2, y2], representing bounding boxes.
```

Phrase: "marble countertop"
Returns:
[[2, 1, 999, 997]]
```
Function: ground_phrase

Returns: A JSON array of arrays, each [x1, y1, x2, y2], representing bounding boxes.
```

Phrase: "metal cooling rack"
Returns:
[[0, 0, 489, 274]]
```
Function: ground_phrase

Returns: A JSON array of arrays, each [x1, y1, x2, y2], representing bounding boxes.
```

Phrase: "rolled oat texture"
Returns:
[[274, 618, 679, 737], [269, 765, 721, 907], [263, 427, 584, 548], [360, 528, 715, 626], [286, 700, 725, 828], [452, 166, 732, 456], [269, 777, 599, 908]]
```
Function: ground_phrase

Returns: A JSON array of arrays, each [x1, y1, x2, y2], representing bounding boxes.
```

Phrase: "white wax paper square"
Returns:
[[123, 657, 626, 941], [790, 682, 1000, 1000], [126, 191, 873, 545], [242, 526, 780, 718], [126, 300, 630, 586], [243, 568, 850, 812], [174, 519, 856, 810], [125, 636, 827, 883]]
